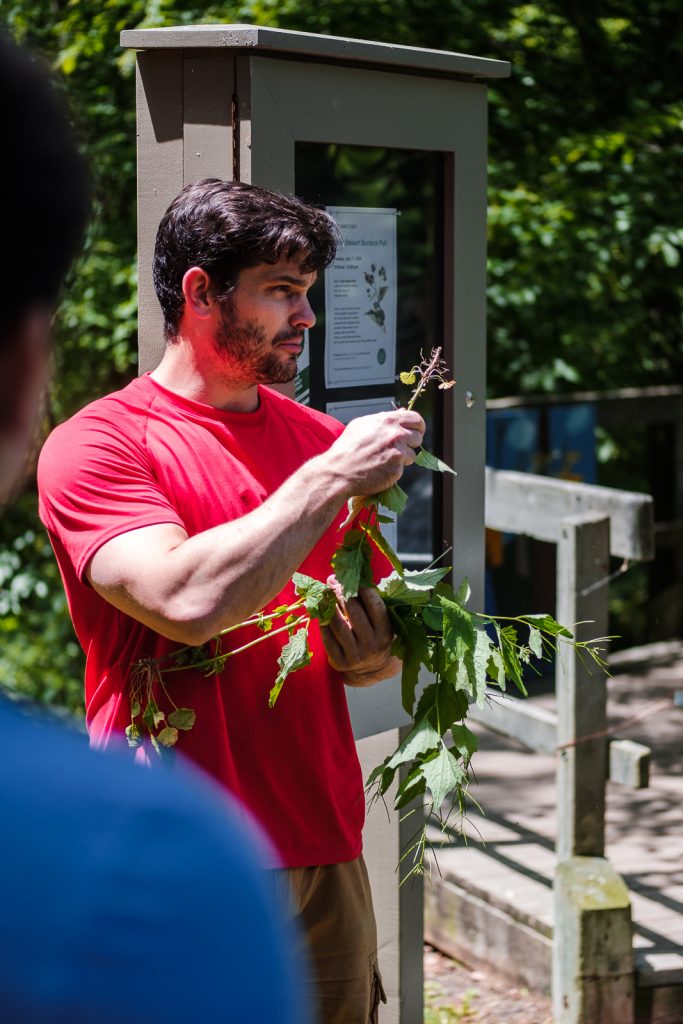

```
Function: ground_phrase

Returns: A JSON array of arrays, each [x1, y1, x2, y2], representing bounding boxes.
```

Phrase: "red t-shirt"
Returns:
[[38, 374, 374, 868]]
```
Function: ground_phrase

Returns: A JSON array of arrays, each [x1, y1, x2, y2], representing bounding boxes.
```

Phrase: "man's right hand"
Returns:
[[322, 409, 425, 498]]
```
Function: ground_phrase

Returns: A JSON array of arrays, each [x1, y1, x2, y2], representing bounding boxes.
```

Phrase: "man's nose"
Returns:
[[291, 295, 316, 330]]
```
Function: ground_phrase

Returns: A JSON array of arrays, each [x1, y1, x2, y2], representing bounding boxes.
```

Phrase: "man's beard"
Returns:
[[214, 304, 300, 385]]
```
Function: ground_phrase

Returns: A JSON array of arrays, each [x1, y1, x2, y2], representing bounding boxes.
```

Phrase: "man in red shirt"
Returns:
[[39, 177, 425, 1023]]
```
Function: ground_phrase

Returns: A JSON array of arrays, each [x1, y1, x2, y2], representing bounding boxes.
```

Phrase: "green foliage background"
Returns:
[[2, 1, 681, 712]]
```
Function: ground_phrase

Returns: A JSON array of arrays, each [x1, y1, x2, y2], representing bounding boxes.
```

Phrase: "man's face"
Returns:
[[214, 256, 316, 385]]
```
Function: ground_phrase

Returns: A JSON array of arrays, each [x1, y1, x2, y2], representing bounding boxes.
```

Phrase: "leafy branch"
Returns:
[[127, 348, 610, 879]]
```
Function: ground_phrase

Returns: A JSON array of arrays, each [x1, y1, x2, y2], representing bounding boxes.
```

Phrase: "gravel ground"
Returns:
[[423, 946, 553, 1023]]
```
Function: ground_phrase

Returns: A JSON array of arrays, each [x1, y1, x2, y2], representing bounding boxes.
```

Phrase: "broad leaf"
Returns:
[[394, 764, 428, 809], [331, 530, 373, 600], [387, 718, 441, 770], [269, 628, 311, 708], [378, 567, 450, 604], [376, 483, 408, 516], [450, 723, 478, 761], [292, 572, 337, 624], [439, 594, 475, 663], [396, 615, 432, 714], [414, 447, 456, 476], [420, 746, 466, 811]]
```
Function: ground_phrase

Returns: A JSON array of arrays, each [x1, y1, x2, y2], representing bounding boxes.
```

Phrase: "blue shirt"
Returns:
[[0, 696, 310, 1023]]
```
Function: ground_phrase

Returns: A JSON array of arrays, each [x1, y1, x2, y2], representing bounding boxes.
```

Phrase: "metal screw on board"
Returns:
[[465, 389, 475, 408]]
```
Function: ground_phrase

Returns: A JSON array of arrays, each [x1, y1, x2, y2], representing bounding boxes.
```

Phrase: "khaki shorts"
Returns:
[[274, 856, 387, 1024]]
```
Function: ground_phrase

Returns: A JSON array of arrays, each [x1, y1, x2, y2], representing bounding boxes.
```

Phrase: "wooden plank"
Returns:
[[485, 467, 655, 561], [609, 739, 650, 789], [120, 24, 511, 80]]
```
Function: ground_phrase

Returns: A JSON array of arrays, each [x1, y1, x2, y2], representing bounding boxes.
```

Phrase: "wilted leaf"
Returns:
[[157, 726, 179, 748], [125, 722, 142, 749], [167, 708, 196, 731]]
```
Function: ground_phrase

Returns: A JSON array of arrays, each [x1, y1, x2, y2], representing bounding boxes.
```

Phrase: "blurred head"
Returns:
[[0, 32, 90, 504], [152, 178, 341, 342]]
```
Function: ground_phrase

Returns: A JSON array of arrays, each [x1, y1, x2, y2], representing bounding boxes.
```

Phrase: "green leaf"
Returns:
[[394, 764, 428, 809], [331, 529, 373, 600], [378, 567, 450, 604], [487, 647, 507, 691], [376, 483, 408, 516], [268, 627, 311, 708], [361, 521, 403, 574], [396, 615, 432, 715], [439, 594, 475, 663], [142, 699, 165, 731], [414, 447, 456, 475], [167, 708, 196, 731], [130, 699, 141, 718], [420, 746, 466, 811], [414, 682, 468, 736], [520, 614, 573, 639], [453, 577, 471, 606], [399, 370, 416, 385], [292, 573, 337, 625], [157, 726, 179, 748], [450, 724, 478, 761], [387, 718, 441, 770], [496, 624, 528, 697]]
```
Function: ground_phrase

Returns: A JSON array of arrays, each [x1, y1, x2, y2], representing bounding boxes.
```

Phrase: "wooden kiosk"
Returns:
[[120, 24, 509, 1022]]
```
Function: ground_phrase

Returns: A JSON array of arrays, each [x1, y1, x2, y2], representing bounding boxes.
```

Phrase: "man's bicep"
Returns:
[[86, 522, 190, 621]]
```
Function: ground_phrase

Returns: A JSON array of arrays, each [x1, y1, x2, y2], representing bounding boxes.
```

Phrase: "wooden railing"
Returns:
[[475, 468, 655, 1024]]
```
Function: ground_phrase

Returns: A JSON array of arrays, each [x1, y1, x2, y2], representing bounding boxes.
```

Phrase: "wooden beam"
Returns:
[[485, 467, 654, 561]]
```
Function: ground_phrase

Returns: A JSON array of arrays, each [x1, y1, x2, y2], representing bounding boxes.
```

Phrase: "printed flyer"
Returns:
[[324, 207, 398, 389]]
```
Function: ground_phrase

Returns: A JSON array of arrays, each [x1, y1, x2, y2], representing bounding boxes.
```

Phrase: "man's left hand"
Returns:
[[320, 583, 400, 688]]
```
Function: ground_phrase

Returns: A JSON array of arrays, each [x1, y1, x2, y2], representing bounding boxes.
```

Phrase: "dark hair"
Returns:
[[153, 178, 341, 339], [0, 32, 90, 339]]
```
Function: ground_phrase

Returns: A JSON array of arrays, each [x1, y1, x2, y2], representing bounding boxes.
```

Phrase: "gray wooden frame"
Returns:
[[121, 27, 508, 1022]]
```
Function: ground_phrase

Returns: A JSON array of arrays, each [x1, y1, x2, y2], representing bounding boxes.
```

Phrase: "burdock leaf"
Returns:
[[420, 746, 466, 811], [167, 708, 196, 731], [268, 627, 311, 708], [376, 483, 408, 516], [414, 448, 457, 476], [487, 647, 507, 690], [157, 726, 179, 748], [394, 764, 428, 809]]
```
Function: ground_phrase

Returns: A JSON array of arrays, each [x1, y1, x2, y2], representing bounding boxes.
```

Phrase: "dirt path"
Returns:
[[424, 946, 552, 1023]]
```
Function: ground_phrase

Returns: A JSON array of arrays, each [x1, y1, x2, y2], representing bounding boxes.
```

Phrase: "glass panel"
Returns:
[[295, 143, 445, 566]]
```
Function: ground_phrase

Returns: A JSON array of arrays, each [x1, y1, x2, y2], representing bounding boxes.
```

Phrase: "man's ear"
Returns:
[[181, 267, 214, 322]]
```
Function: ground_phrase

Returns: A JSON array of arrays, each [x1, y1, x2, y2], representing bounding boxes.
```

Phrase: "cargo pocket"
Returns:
[[369, 955, 387, 1024]]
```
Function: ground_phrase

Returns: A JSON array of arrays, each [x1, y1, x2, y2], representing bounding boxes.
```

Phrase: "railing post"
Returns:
[[555, 513, 610, 859], [553, 513, 634, 1024]]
